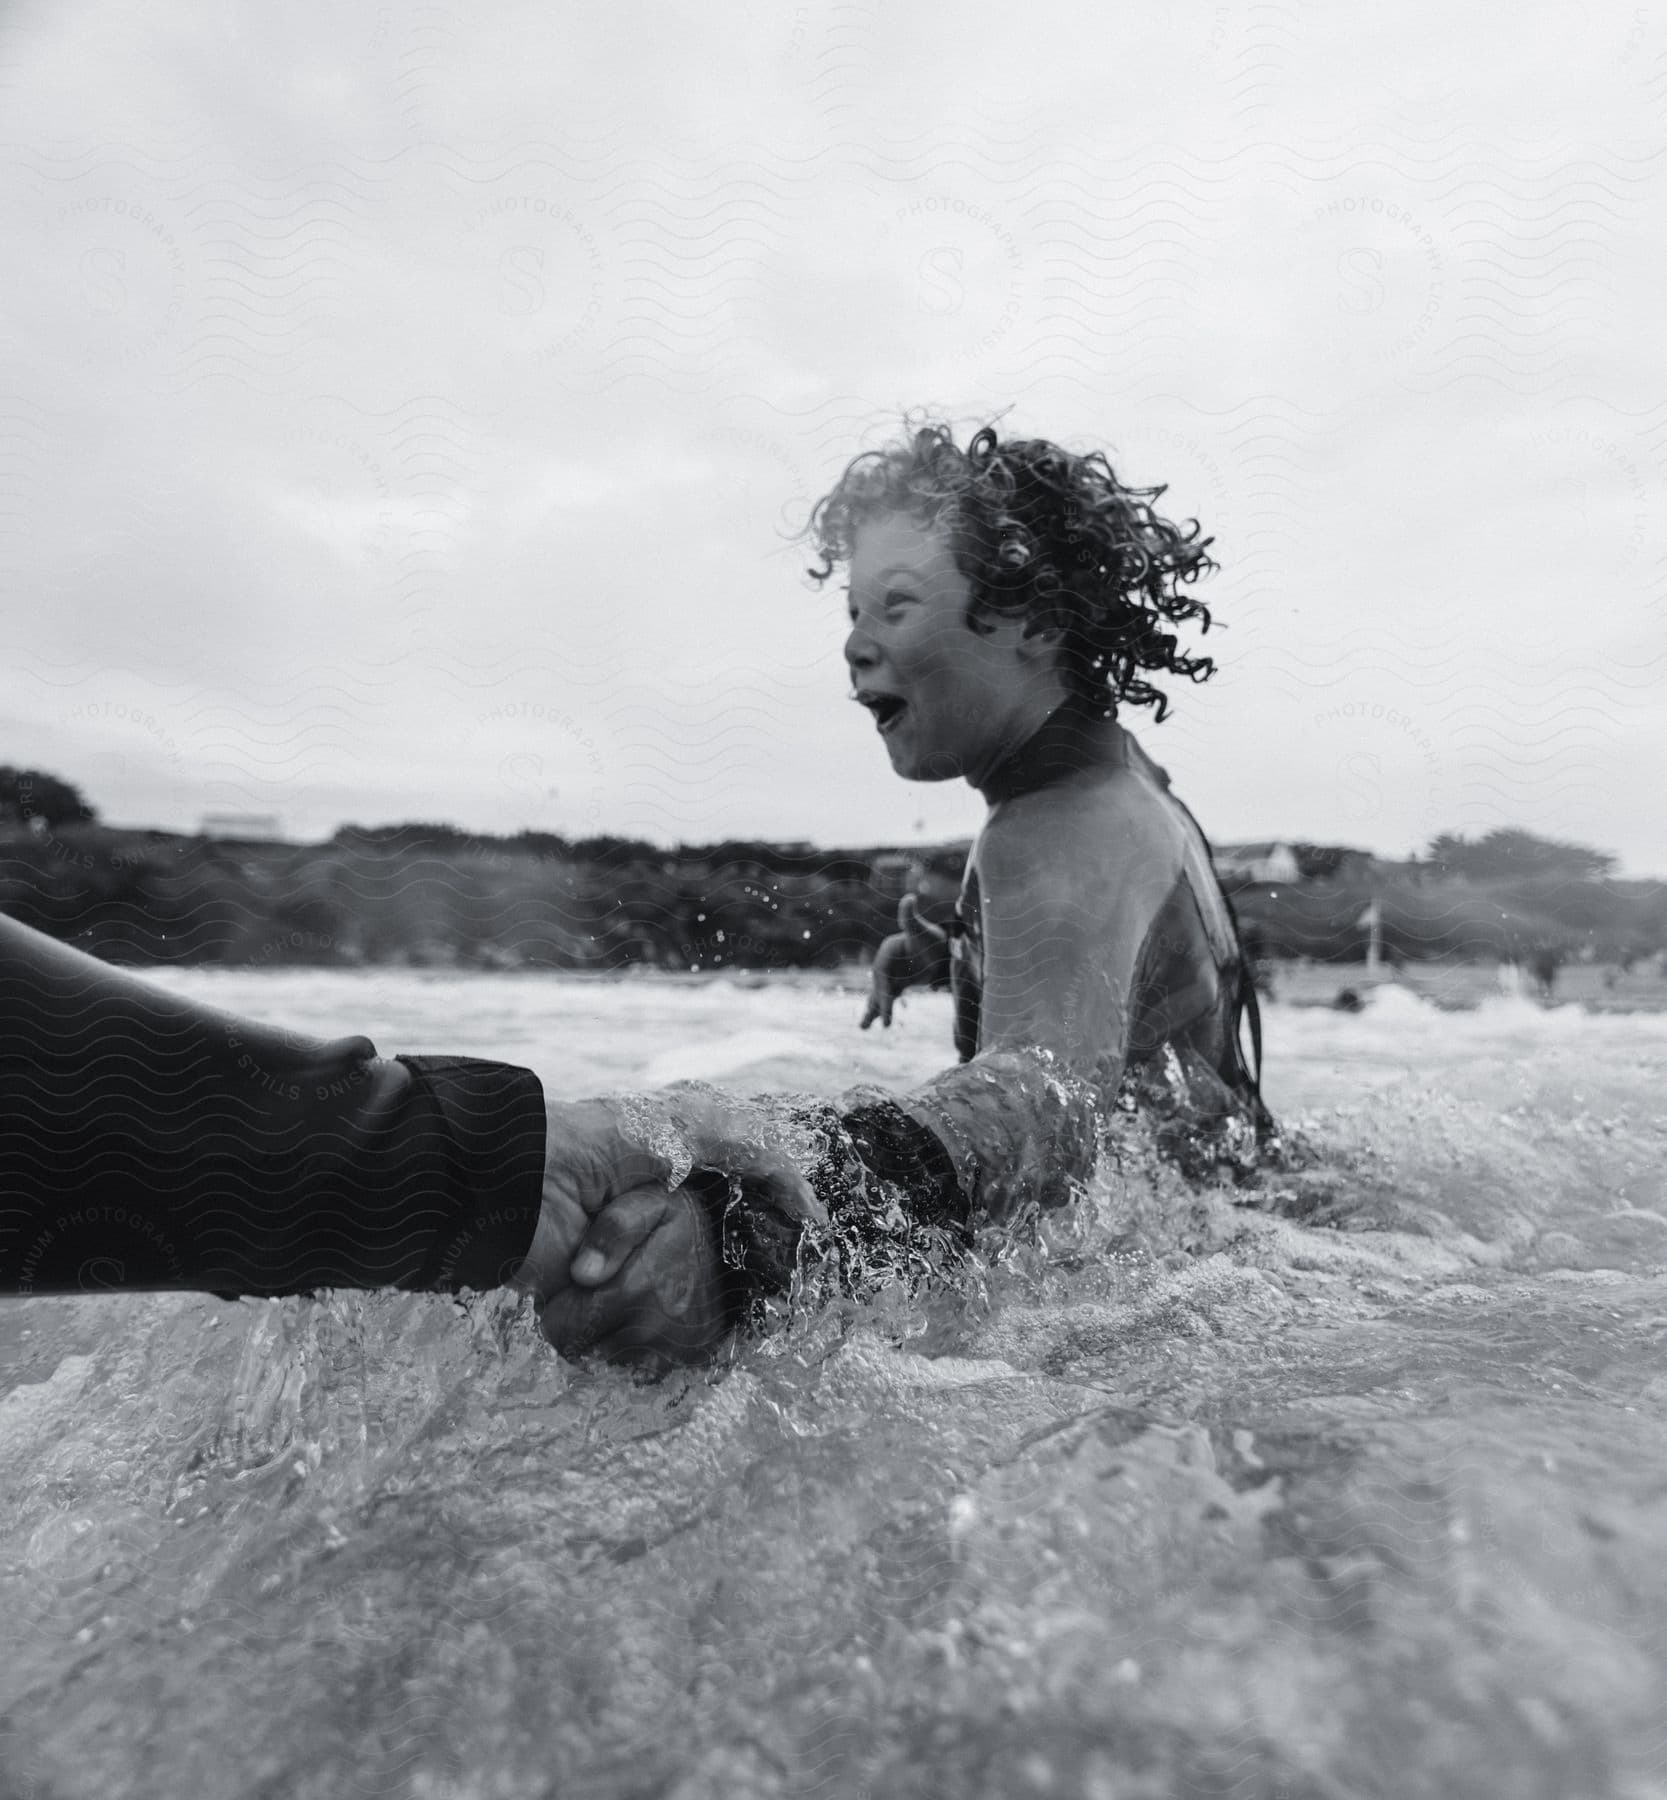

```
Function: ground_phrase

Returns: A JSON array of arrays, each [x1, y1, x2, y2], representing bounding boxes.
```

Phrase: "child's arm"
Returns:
[[859, 895, 951, 1029], [550, 791, 1185, 1355], [965, 790, 1176, 1078], [901, 788, 1181, 1221]]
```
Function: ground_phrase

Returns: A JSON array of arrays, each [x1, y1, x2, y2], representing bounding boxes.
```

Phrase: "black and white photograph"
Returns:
[[3, 5, 1666, 1796]]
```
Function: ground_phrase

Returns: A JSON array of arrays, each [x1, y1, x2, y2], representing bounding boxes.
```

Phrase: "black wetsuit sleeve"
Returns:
[[706, 1093, 969, 1325], [0, 913, 545, 1298], [708, 1038, 1111, 1327], [365, 1055, 547, 1295]]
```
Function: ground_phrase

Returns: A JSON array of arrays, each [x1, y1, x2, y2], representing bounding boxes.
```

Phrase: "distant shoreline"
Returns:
[[3, 820, 1663, 974], [135, 955, 1667, 1018]]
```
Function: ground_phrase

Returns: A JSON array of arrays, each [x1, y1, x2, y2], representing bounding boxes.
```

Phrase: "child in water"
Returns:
[[541, 420, 1273, 1360]]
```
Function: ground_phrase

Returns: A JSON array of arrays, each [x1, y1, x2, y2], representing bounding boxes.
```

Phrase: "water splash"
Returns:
[[3, 970, 1666, 1797]]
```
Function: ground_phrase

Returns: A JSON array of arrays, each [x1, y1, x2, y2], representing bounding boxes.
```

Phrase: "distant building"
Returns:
[[1212, 840, 1300, 885], [200, 812, 284, 842]]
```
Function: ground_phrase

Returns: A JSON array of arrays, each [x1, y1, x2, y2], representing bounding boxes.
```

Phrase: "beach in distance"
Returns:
[[3, 964, 1666, 1798], [5, 809, 1665, 977]]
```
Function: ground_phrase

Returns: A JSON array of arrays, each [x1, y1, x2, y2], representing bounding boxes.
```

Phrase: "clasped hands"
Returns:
[[526, 900, 947, 1366], [518, 1084, 825, 1364]]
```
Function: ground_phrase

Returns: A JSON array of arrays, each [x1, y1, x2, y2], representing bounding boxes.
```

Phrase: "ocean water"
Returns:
[[2, 969, 1666, 1800]]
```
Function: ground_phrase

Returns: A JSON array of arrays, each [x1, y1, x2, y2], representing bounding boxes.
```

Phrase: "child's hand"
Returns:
[[538, 1181, 727, 1364], [518, 1086, 821, 1305], [861, 894, 951, 1029]]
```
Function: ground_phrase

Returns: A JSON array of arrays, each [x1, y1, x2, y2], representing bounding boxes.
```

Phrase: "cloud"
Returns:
[[3, 0, 1665, 870]]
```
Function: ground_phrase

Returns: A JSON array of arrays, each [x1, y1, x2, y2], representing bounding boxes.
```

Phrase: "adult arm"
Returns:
[[0, 912, 813, 1301]]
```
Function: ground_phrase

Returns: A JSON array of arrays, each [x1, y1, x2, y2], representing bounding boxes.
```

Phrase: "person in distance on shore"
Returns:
[[549, 418, 1276, 1361]]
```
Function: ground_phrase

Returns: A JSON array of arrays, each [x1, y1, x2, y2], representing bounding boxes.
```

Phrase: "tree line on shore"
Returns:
[[2, 766, 1663, 971], [0, 811, 959, 974]]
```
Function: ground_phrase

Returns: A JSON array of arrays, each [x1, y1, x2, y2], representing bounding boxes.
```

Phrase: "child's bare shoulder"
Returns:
[[978, 766, 1184, 890]]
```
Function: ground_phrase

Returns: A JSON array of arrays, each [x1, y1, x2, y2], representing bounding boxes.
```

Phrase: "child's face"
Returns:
[[844, 511, 1055, 784]]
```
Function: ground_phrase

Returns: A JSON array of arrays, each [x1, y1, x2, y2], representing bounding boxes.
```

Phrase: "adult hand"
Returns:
[[515, 1084, 825, 1362], [860, 894, 951, 1030], [539, 1178, 728, 1364]]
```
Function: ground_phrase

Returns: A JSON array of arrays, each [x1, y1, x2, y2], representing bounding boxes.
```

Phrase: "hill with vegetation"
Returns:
[[0, 813, 964, 975], [1227, 829, 1666, 965], [2, 767, 1663, 971]]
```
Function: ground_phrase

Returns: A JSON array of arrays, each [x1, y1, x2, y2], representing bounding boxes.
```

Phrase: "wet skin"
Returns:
[[544, 512, 1215, 1360], [860, 893, 950, 1031]]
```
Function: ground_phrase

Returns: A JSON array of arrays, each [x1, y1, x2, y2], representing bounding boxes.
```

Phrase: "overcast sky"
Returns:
[[4, 1, 1665, 871]]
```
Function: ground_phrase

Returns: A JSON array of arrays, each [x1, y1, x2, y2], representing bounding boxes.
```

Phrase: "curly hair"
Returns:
[[805, 419, 1218, 720]]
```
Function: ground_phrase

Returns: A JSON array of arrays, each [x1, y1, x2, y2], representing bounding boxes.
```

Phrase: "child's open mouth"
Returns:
[[859, 692, 908, 734]]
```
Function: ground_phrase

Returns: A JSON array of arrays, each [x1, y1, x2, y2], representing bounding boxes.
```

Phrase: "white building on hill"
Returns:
[[1212, 840, 1300, 885]]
